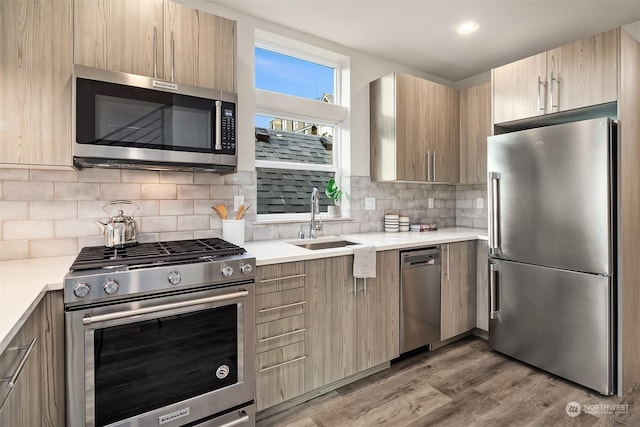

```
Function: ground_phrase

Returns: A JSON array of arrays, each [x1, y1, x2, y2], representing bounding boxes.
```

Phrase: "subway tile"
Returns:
[[101, 183, 141, 200], [277, 224, 303, 240], [473, 218, 488, 229], [193, 173, 225, 185], [160, 200, 193, 216], [210, 185, 237, 200], [177, 184, 210, 200], [160, 171, 193, 184], [4, 181, 54, 200], [457, 199, 473, 209], [224, 172, 254, 185], [55, 182, 100, 200], [30, 238, 78, 258], [121, 170, 159, 183], [30, 201, 78, 219], [127, 200, 159, 217], [3, 220, 54, 240], [0, 240, 29, 260], [137, 233, 160, 243], [177, 215, 209, 231], [251, 226, 278, 241], [322, 223, 343, 236], [341, 222, 361, 234], [141, 216, 177, 233], [78, 168, 121, 183], [78, 201, 108, 219], [159, 231, 194, 241], [194, 200, 219, 215], [55, 219, 102, 238], [456, 217, 473, 227], [30, 169, 78, 182], [0, 169, 29, 181], [0, 201, 29, 220], [78, 235, 104, 248], [141, 184, 177, 200], [194, 229, 222, 239]]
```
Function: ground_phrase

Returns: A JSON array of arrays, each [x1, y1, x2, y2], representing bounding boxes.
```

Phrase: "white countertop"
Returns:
[[0, 227, 487, 354]]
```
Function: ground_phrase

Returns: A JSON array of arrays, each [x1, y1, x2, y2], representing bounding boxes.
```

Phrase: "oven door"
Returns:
[[65, 283, 254, 427]]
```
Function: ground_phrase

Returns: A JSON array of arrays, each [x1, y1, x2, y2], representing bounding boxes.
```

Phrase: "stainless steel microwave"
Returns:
[[73, 65, 237, 173]]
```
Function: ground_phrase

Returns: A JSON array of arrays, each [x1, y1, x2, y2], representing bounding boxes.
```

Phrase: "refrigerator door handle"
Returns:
[[488, 172, 501, 255], [489, 262, 499, 320]]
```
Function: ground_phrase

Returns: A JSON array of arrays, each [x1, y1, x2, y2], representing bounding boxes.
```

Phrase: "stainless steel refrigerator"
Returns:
[[487, 117, 616, 395]]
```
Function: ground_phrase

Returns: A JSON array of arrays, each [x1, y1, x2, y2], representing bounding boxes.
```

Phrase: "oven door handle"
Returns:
[[82, 290, 249, 325]]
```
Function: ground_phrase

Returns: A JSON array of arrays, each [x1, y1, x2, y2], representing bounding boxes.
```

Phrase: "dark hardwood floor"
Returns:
[[257, 337, 640, 426]]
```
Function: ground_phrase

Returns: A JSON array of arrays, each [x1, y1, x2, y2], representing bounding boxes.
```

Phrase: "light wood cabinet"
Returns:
[[441, 241, 477, 341], [74, 0, 236, 91], [0, 291, 64, 426], [0, 0, 73, 167], [492, 29, 619, 124], [460, 82, 491, 184], [371, 72, 459, 182], [255, 342, 306, 411], [475, 241, 489, 332]]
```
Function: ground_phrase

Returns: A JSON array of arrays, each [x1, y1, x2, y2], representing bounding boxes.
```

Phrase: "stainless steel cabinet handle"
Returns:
[[353, 277, 357, 297], [446, 244, 450, 278], [153, 27, 158, 79], [258, 301, 305, 313], [489, 263, 499, 320], [549, 56, 559, 112], [258, 328, 306, 343], [170, 31, 176, 82], [259, 273, 306, 284], [537, 76, 547, 113], [488, 172, 501, 255], [83, 291, 248, 325], [363, 278, 367, 296], [433, 150, 436, 182], [215, 100, 223, 150], [258, 355, 306, 373], [218, 411, 250, 427], [0, 338, 37, 389], [426, 151, 431, 182]]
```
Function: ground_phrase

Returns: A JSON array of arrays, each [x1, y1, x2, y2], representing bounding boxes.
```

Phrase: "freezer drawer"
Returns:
[[489, 259, 614, 394]]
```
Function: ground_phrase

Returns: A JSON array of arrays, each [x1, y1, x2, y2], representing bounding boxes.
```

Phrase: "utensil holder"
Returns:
[[222, 219, 245, 246]]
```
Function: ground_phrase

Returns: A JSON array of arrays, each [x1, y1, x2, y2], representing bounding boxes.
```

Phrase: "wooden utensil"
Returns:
[[235, 204, 246, 220], [211, 204, 228, 220]]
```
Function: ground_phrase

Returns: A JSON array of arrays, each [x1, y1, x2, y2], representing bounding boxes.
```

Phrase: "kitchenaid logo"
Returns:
[[152, 80, 179, 91], [565, 401, 581, 417], [158, 407, 190, 425], [565, 401, 630, 417]]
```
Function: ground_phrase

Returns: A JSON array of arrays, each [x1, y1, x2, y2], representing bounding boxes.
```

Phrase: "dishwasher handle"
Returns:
[[401, 248, 440, 269]]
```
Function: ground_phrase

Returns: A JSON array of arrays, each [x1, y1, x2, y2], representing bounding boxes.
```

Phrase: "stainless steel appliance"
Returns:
[[73, 65, 237, 173], [487, 117, 616, 395], [64, 238, 256, 426], [400, 247, 441, 353]]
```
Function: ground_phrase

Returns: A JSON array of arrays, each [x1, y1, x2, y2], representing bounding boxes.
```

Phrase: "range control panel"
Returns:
[[218, 101, 236, 154]]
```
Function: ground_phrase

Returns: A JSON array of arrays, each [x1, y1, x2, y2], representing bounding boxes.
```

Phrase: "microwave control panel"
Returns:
[[218, 102, 236, 154]]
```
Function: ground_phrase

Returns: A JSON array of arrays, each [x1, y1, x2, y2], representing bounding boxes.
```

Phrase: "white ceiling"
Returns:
[[209, 0, 640, 82]]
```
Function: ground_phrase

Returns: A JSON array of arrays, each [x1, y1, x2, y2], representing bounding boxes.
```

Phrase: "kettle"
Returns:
[[96, 200, 139, 248]]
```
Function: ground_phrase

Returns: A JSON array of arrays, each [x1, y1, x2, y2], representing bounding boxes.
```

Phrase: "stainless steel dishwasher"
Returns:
[[400, 247, 441, 353]]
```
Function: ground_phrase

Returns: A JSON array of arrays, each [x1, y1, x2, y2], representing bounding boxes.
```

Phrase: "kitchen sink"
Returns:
[[288, 239, 358, 250]]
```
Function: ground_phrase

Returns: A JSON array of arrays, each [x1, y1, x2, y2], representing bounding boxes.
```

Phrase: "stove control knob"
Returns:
[[103, 279, 119, 295], [240, 263, 253, 274], [168, 271, 182, 285], [221, 265, 234, 277], [73, 282, 91, 298]]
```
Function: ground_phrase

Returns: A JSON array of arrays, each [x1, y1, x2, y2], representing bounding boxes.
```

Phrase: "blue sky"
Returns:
[[254, 47, 334, 128]]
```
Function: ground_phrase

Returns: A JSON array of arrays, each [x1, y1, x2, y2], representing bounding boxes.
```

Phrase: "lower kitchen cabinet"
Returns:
[[441, 241, 477, 341], [0, 291, 64, 426], [255, 342, 306, 411], [476, 241, 489, 331]]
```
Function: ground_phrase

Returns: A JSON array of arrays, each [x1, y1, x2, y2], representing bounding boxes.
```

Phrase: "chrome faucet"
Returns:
[[309, 187, 323, 239]]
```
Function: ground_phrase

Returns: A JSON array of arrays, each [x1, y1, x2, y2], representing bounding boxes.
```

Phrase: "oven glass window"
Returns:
[[94, 305, 238, 427]]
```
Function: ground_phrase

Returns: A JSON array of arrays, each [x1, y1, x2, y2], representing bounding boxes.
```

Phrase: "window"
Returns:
[[254, 32, 348, 218]]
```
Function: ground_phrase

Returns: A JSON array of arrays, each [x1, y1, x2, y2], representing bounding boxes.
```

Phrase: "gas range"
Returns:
[[64, 238, 256, 308]]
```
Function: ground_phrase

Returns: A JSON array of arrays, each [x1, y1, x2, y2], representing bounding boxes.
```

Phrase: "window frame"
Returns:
[[254, 31, 348, 221]]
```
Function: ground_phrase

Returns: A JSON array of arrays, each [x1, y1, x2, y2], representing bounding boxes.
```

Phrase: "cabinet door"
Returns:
[[74, 0, 164, 78], [441, 241, 477, 341], [396, 73, 428, 181], [165, 1, 236, 91], [255, 342, 306, 411], [305, 256, 357, 391], [432, 83, 460, 183], [476, 241, 489, 332], [356, 250, 400, 371], [460, 82, 491, 184], [548, 29, 618, 113], [492, 52, 547, 124], [0, 0, 72, 167]]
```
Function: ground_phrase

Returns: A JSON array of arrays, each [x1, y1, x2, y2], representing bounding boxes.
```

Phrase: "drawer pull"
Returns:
[[258, 328, 306, 343], [259, 301, 305, 313], [259, 273, 306, 284], [0, 338, 37, 389], [258, 355, 306, 373]]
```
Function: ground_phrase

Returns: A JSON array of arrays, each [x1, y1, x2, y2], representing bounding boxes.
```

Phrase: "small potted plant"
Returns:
[[325, 178, 342, 218]]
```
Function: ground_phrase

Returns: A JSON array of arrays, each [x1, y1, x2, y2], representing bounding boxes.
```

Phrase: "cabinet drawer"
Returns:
[[256, 262, 305, 295], [255, 315, 305, 354], [255, 342, 306, 411], [255, 288, 306, 324]]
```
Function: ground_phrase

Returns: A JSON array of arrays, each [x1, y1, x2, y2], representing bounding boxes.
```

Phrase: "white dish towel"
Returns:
[[353, 244, 376, 294]]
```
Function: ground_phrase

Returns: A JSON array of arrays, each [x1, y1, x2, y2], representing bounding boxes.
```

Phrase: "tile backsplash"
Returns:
[[0, 168, 484, 261]]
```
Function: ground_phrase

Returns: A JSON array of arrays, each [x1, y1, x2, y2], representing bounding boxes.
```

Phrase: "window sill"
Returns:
[[252, 216, 353, 225]]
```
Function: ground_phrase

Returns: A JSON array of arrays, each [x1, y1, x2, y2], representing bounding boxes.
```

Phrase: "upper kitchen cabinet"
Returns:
[[492, 28, 619, 124], [370, 72, 459, 183], [459, 81, 491, 184], [0, 0, 73, 167], [74, 0, 236, 92]]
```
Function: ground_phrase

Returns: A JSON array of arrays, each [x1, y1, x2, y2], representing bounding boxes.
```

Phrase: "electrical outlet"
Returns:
[[365, 197, 376, 210], [476, 198, 484, 209], [234, 195, 244, 211], [428, 198, 434, 209]]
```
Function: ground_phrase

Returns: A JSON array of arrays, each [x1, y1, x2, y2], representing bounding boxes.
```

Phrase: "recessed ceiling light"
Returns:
[[456, 21, 479, 35]]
